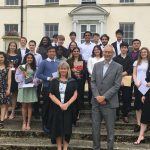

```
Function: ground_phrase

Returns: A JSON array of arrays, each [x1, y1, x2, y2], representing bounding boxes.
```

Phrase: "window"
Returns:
[[5, 0, 18, 5], [120, 0, 134, 3], [45, 24, 59, 39], [80, 24, 97, 43], [5, 24, 18, 36], [46, 0, 59, 4], [119, 23, 134, 46], [82, 0, 96, 4]]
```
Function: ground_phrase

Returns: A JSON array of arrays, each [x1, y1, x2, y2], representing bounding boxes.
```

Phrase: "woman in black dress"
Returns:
[[48, 61, 77, 150], [134, 49, 150, 144], [7, 42, 21, 119]]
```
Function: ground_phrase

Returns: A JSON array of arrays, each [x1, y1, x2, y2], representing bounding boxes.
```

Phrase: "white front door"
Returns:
[[80, 24, 97, 43]]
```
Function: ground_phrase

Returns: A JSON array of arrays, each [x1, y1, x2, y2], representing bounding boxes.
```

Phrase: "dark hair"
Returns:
[[29, 40, 36, 46], [100, 34, 110, 41], [93, 33, 100, 37], [115, 29, 123, 35], [72, 47, 83, 60], [0, 51, 8, 67], [7, 41, 18, 54], [68, 41, 77, 50], [83, 31, 92, 38], [92, 45, 103, 58], [53, 34, 58, 38], [69, 32, 76, 36], [20, 37, 27, 43], [38, 36, 52, 47], [120, 42, 129, 48], [68, 41, 78, 56], [47, 46, 56, 52], [68, 47, 83, 67], [132, 39, 141, 45], [23, 53, 36, 71]]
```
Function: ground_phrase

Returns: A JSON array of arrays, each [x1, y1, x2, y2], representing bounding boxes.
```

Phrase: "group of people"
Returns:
[[0, 29, 150, 150]]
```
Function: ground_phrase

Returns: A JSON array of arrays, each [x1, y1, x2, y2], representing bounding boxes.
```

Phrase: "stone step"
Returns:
[[4, 118, 139, 131], [1, 120, 150, 142], [5, 115, 138, 128], [79, 110, 136, 118], [0, 137, 149, 150]]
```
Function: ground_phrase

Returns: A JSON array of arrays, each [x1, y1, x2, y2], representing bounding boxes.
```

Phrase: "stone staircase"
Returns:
[[0, 99, 150, 150]]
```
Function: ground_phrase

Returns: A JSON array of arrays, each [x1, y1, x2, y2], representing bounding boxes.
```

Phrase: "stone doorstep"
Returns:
[[0, 137, 149, 150]]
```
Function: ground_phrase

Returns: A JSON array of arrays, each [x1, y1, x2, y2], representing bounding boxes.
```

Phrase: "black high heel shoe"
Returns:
[[133, 138, 145, 145]]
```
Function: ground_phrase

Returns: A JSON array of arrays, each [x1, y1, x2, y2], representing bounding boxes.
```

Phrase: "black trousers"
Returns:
[[42, 87, 51, 128], [117, 86, 132, 117], [76, 78, 84, 112], [83, 69, 92, 104], [33, 84, 42, 116]]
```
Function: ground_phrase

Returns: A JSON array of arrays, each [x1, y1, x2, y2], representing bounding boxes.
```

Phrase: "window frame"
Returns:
[[5, 0, 19, 5], [80, 24, 98, 43], [81, 0, 96, 4], [45, 0, 59, 4], [4, 24, 18, 36], [119, 22, 134, 46], [120, 0, 134, 3], [44, 23, 59, 39]]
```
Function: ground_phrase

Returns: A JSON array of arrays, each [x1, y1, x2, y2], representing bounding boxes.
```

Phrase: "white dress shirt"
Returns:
[[117, 40, 122, 55], [87, 57, 104, 76], [80, 42, 95, 62], [103, 60, 112, 77]]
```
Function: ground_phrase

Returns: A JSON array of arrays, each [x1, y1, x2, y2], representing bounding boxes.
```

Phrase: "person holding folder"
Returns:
[[133, 47, 149, 132], [134, 48, 150, 144], [113, 42, 133, 123]]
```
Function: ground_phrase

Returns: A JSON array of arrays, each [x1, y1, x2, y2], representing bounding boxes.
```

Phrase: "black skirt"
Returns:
[[141, 93, 150, 124], [46, 104, 73, 144], [134, 86, 143, 110]]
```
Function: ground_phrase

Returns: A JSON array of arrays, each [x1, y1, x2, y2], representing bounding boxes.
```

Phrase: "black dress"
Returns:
[[141, 68, 150, 124], [46, 78, 77, 143], [7, 54, 21, 92]]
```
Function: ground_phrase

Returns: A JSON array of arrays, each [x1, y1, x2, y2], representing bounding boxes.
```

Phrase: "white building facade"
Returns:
[[0, 0, 150, 51]]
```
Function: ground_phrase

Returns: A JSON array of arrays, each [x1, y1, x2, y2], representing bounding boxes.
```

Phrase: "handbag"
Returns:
[[25, 77, 33, 84]]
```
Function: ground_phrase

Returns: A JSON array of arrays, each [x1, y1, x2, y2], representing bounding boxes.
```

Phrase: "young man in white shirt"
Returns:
[[80, 31, 95, 105]]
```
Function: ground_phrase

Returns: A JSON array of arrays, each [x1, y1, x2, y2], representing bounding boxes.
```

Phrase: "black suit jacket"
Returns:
[[18, 48, 30, 61], [112, 41, 119, 56]]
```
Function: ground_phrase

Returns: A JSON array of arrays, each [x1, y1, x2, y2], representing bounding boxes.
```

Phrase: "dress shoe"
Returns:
[[123, 117, 129, 123], [134, 124, 140, 132]]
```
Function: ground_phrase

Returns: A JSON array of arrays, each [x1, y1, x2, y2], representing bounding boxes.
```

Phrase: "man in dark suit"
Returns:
[[91, 45, 123, 150], [18, 37, 30, 61], [112, 29, 124, 56]]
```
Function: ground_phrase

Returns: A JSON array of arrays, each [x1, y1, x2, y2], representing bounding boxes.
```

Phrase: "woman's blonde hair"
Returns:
[[137, 47, 150, 66], [58, 61, 71, 79]]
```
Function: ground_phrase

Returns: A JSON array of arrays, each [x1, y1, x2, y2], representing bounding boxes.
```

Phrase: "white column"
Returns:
[[100, 21, 104, 35], [72, 20, 78, 32]]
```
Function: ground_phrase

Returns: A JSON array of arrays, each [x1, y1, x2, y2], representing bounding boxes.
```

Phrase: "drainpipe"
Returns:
[[21, 0, 23, 37]]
